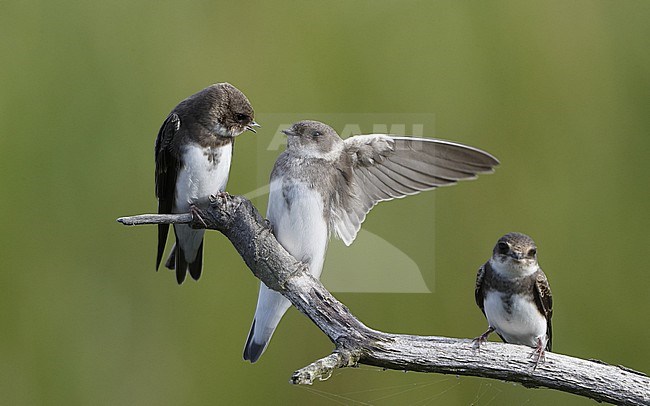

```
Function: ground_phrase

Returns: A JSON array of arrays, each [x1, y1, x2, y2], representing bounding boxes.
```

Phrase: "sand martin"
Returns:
[[155, 83, 258, 284], [243, 120, 499, 362], [473, 232, 553, 365]]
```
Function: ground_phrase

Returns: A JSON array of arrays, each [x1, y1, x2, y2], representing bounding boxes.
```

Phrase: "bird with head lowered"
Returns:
[[155, 83, 259, 284]]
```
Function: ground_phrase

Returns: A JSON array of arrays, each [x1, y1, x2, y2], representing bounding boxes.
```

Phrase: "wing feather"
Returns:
[[356, 168, 393, 202], [154, 113, 181, 270], [475, 263, 488, 315], [383, 157, 455, 186], [534, 270, 553, 351], [363, 164, 420, 197], [379, 160, 451, 190], [392, 136, 498, 172], [386, 155, 476, 182], [331, 134, 499, 244], [374, 164, 428, 193]]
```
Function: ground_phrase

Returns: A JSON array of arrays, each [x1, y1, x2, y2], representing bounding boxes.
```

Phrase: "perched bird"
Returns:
[[473, 232, 553, 365], [243, 120, 499, 362], [155, 83, 258, 284]]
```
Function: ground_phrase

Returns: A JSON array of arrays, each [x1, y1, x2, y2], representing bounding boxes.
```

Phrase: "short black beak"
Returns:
[[246, 121, 261, 133], [509, 251, 524, 261], [282, 128, 298, 137]]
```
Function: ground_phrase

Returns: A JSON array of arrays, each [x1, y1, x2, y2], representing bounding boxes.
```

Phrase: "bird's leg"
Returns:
[[528, 337, 547, 369], [472, 326, 495, 351]]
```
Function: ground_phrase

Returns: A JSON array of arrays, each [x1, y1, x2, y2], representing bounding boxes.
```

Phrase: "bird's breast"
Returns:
[[484, 290, 547, 347], [267, 178, 329, 278], [174, 143, 232, 212]]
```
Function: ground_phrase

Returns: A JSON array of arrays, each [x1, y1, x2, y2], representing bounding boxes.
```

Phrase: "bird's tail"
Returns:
[[243, 284, 292, 363], [167, 225, 204, 284]]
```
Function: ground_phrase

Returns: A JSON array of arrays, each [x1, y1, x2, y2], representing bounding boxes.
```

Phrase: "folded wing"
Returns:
[[154, 112, 181, 270], [534, 270, 553, 351]]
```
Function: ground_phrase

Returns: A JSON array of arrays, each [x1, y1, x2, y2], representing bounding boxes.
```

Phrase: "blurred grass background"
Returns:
[[1, 1, 649, 404]]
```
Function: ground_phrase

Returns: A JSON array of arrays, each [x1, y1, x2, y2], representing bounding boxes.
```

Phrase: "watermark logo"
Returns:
[[247, 113, 437, 293], [266, 121, 426, 151]]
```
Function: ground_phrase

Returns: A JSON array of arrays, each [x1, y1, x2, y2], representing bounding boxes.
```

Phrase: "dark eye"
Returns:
[[528, 248, 537, 257], [235, 113, 248, 123], [313, 131, 322, 137], [497, 242, 509, 254]]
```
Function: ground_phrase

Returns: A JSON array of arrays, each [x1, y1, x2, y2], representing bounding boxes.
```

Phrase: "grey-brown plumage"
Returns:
[[155, 83, 258, 284], [243, 120, 499, 362], [473, 232, 553, 365]]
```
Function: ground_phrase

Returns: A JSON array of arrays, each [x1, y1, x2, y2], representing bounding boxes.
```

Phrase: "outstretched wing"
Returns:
[[154, 112, 181, 270], [331, 135, 499, 245], [533, 269, 553, 351]]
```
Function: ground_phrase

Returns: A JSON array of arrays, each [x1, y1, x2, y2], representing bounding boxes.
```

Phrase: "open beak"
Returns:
[[246, 121, 261, 133]]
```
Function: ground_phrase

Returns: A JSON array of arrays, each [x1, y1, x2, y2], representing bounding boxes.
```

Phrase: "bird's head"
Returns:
[[282, 120, 343, 159], [207, 82, 259, 137], [491, 232, 539, 276]]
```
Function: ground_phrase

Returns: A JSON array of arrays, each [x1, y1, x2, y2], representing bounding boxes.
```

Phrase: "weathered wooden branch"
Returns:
[[117, 194, 649, 406]]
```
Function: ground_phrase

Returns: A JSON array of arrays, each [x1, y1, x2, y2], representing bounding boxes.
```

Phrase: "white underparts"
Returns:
[[173, 142, 232, 261], [484, 290, 547, 347]]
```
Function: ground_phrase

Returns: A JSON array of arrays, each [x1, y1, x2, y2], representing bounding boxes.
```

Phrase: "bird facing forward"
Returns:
[[473, 232, 553, 365]]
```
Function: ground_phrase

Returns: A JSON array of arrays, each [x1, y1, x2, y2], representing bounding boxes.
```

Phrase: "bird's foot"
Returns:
[[528, 337, 547, 369], [209, 192, 239, 214], [471, 327, 495, 352], [209, 191, 228, 203], [189, 204, 208, 228]]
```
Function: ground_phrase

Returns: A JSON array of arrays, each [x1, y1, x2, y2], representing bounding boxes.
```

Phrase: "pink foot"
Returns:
[[472, 327, 495, 351], [189, 204, 208, 228], [528, 337, 547, 369]]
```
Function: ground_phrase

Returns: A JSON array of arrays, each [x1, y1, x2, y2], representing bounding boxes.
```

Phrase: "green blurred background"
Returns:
[[1, 1, 648, 404]]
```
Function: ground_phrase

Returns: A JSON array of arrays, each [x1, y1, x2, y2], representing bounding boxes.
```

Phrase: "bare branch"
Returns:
[[117, 213, 192, 226], [291, 350, 360, 385], [117, 194, 649, 406]]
